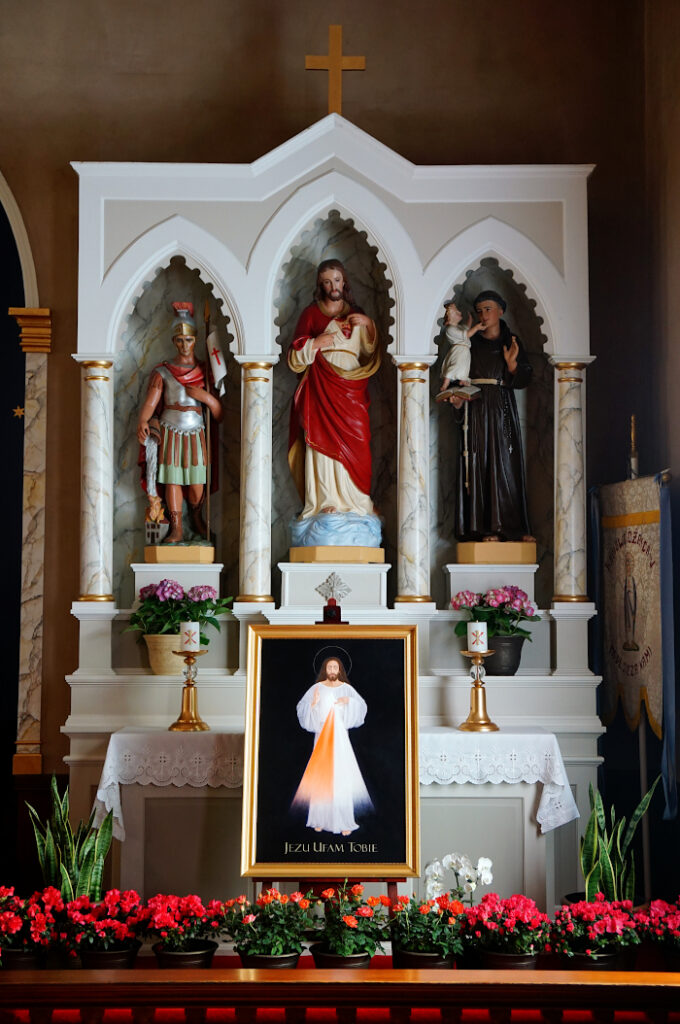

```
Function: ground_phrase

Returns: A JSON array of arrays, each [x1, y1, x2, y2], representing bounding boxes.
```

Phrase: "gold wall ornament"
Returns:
[[9, 307, 52, 353], [458, 650, 499, 732]]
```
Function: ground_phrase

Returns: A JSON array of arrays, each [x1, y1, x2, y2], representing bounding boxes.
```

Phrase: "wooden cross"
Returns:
[[305, 24, 366, 115]]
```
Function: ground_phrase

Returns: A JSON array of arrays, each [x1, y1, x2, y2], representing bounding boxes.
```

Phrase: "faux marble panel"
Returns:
[[113, 258, 240, 608], [16, 352, 47, 750], [240, 373, 272, 597], [272, 211, 398, 605], [430, 260, 554, 609], [555, 378, 586, 595], [398, 375, 430, 596], [81, 371, 113, 595]]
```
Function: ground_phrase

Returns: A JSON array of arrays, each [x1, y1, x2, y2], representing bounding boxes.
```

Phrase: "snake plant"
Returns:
[[26, 776, 113, 902], [579, 776, 659, 903]]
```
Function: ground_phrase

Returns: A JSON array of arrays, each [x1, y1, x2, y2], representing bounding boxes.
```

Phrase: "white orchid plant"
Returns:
[[424, 852, 493, 905]]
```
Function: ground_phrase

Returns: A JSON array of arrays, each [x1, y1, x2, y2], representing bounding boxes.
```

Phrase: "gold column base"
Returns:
[[168, 650, 210, 732], [458, 650, 498, 732], [552, 594, 590, 603], [394, 595, 433, 603]]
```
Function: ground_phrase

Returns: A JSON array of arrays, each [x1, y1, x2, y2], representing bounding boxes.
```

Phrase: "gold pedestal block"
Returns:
[[289, 546, 385, 564], [145, 545, 215, 564], [456, 541, 536, 565]]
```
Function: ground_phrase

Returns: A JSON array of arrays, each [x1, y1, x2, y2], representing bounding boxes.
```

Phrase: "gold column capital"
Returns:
[[9, 307, 52, 354]]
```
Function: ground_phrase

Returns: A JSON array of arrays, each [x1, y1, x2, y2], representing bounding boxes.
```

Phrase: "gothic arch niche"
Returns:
[[430, 257, 554, 609], [113, 256, 240, 609], [271, 209, 397, 605]]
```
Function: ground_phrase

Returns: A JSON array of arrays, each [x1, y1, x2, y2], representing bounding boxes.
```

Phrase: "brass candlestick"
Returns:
[[169, 650, 210, 732], [458, 650, 498, 732]]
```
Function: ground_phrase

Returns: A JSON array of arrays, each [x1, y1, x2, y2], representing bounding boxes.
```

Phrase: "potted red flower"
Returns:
[[551, 893, 640, 969], [223, 888, 313, 968], [137, 893, 224, 967], [462, 892, 550, 969], [0, 886, 64, 969], [64, 889, 143, 968], [389, 893, 465, 968], [311, 883, 388, 967]]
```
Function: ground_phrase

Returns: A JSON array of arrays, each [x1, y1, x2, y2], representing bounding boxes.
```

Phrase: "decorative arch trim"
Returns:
[[248, 172, 422, 353], [0, 170, 39, 307], [83, 216, 246, 356], [423, 217, 578, 356]]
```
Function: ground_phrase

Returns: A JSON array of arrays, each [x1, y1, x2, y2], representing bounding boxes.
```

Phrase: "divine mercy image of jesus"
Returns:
[[292, 655, 373, 836]]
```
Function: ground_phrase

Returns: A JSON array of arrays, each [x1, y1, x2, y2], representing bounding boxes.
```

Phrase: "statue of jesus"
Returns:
[[287, 260, 382, 547]]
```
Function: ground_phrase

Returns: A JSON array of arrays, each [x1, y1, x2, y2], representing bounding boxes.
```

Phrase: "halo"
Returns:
[[313, 645, 353, 676]]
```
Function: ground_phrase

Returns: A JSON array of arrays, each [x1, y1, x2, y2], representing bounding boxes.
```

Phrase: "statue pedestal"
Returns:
[[144, 545, 215, 564], [289, 546, 385, 563], [456, 541, 536, 564], [131, 562, 224, 601], [277, 561, 390, 612], [444, 562, 539, 603]]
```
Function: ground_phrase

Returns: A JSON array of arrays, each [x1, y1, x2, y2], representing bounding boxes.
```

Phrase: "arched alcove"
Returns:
[[112, 256, 240, 608], [270, 209, 397, 605], [430, 257, 554, 609]]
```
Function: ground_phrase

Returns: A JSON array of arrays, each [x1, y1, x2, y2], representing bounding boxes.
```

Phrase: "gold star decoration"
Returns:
[[12, 406, 25, 418]]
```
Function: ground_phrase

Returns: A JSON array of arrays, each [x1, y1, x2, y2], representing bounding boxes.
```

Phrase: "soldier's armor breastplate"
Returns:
[[157, 365, 204, 432]]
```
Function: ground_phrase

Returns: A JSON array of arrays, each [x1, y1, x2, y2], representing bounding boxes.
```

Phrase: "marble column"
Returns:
[[551, 359, 590, 601], [9, 308, 51, 774], [237, 359, 274, 601], [395, 359, 435, 603], [78, 360, 115, 600]]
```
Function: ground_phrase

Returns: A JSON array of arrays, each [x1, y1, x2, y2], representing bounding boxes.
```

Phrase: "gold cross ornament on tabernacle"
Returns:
[[305, 25, 366, 115]]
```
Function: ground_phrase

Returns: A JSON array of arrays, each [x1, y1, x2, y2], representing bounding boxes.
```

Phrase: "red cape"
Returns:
[[288, 305, 372, 496]]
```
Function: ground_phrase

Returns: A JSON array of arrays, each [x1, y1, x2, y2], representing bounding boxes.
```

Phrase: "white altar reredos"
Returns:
[[65, 115, 600, 908]]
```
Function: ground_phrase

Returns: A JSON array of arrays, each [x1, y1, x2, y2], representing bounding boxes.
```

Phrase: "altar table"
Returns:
[[93, 725, 577, 907]]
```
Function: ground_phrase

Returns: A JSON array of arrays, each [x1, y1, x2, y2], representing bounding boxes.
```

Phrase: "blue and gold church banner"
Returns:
[[591, 473, 676, 818]]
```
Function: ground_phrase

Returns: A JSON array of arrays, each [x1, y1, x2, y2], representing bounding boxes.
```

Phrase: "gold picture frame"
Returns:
[[241, 624, 420, 879]]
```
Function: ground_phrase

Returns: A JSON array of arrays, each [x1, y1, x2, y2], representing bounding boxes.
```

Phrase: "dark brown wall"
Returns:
[[0, 0, 651, 772]]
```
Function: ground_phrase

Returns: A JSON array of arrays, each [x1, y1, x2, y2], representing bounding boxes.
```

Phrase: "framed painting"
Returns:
[[241, 624, 420, 878]]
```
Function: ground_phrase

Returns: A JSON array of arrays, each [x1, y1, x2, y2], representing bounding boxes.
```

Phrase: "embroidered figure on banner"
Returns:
[[622, 551, 639, 652]]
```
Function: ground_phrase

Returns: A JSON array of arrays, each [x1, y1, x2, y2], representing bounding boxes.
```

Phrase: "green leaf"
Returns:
[[94, 811, 113, 866], [622, 854, 636, 902], [76, 845, 96, 898], [60, 861, 75, 902], [621, 775, 660, 861], [584, 861, 601, 902], [44, 823, 60, 888], [598, 838, 616, 901], [593, 787, 606, 833], [580, 808, 599, 877]]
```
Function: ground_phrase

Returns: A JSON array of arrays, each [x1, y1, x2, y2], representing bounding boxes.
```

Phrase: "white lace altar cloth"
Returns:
[[419, 726, 579, 833], [93, 727, 244, 840]]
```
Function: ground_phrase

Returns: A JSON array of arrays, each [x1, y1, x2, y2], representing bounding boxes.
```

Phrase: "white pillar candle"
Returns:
[[467, 621, 488, 653], [180, 621, 201, 652]]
